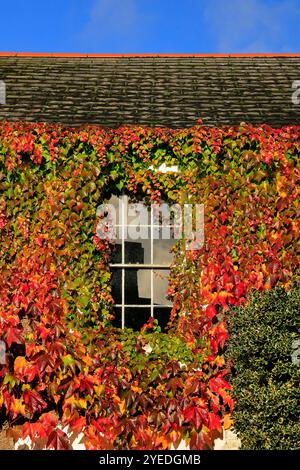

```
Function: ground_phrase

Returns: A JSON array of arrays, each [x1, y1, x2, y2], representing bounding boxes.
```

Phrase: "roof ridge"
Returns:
[[0, 52, 300, 58]]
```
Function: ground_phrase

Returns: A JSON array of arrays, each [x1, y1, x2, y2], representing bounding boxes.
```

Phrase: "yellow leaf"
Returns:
[[94, 385, 105, 396], [22, 384, 31, 391], [11, 398, 26, 416], [156, 435, 169, 450], [66, 396, 87, 409], [119, 400, 126, 415], [112, 393, 120, 403], [82, 355, 93, 366], [77, 398, 87, 409], [214, 355, 225, 367], [223, 414, 234, 430], [14, 356, 27, 373]]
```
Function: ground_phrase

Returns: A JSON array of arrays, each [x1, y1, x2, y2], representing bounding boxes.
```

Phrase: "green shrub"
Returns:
[[226, 286, 300, 450]]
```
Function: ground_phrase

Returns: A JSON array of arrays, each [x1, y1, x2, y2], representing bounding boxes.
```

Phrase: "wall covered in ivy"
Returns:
[[0, 121, 299, 449]]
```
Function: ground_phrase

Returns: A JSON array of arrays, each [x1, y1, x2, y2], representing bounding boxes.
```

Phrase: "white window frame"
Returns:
[[109, 198, 173, 329]]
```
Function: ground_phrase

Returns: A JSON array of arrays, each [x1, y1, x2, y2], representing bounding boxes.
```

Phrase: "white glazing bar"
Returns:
[[114, 224, 177, 228], [115, 304, 170, 308], [121, 196, 125, 328], [110, 263, 170, 269], [150, 205, 154, 318]]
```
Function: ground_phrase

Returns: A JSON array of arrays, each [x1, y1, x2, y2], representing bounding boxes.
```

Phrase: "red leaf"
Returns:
[[183, 403, 209, 430], [33, 352, 56, 372], [165, 377, 183, 396], [5, 327, 23, 348], [190, 429, 212, 450], [206, 305, 217, 320], [23, 390, 47, 414], [70, 416, 86, 432], [47, 429, 71, 450], [208, 412, 222, 433], [39, 411, 58, 431], [14, 356, 38, 382], [209, 376, 232, 394], [190, 430, 204, 450]]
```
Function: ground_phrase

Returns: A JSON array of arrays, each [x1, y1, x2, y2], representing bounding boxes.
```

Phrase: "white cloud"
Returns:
[[90, 0, 139, 33], [80, 0, 151, 48], [203, 0, 300, 52]]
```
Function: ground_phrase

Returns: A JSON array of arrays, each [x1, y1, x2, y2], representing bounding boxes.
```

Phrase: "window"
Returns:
[[102, 195, 178, 330]]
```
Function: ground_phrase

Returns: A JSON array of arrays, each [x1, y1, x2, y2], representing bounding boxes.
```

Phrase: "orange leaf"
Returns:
[[223, 414, 234, 430]]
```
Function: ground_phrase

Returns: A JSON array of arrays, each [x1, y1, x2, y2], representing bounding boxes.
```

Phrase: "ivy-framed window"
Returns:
[[104, 195, 179, 330]]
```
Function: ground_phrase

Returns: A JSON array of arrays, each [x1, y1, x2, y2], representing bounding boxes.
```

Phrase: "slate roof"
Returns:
[[0, 54, 300, 128]]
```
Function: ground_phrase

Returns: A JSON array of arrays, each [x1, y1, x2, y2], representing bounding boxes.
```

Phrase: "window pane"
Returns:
[[153, 269, 172, 306], [111, 268, 122, 304], [104, 195, 152, 226], [125, 306, 151, 330], [125, 269, 151, 304], [110, 240, 152, 265], [154, 307, 172, 331], [124, 240, 148, 264], [153, 239, 175, 265], [102, 194, 121, 225], [127, 200, 151, 226], [111, 306, 122, 329], [110, 242, 122, 264]]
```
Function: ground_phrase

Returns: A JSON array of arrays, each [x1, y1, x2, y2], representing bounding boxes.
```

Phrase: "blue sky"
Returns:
[[0, 0, 299, 53]]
